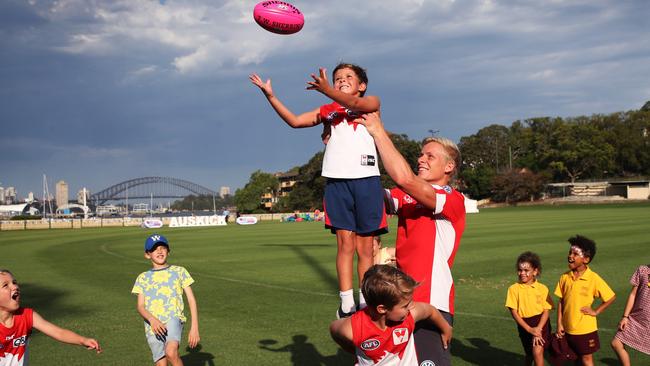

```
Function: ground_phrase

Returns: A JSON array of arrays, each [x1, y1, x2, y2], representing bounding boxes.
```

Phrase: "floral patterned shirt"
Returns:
[[132, 265, 194, 335]]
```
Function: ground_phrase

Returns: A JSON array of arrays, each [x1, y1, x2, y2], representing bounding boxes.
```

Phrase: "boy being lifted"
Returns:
[[250, 64, 388, 318]]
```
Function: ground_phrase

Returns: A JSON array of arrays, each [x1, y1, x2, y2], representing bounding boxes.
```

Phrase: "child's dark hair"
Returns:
[[332, 63, 368, 96], [568, 235, 596, 260], [0, 269, 14, 276], [361, 264, 417, 310], [516, 252, 542, 276]]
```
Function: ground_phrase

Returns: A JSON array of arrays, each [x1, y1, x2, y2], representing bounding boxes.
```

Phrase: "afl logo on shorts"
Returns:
[[420, 361, 436, 366], [361, 339, 381, 351]]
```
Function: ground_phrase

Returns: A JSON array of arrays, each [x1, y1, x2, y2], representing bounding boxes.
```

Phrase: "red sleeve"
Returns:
[[389, 187, 405, 211]]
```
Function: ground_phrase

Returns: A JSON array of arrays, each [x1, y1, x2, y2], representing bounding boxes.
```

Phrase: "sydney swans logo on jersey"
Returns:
[[392, 328, 409, 345], [12, 336, 26, 347], [361, 155, 376, 166], [403, 195, 414, 204], [420, 361, 436, 366], [361, 338, 381, 351]]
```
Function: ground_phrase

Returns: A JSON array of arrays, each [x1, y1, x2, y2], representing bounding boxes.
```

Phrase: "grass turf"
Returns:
[[2, 202, 649, 365]]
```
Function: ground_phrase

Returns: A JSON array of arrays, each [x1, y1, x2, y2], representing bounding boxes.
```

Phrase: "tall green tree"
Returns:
[[234, 170, 279, 213]]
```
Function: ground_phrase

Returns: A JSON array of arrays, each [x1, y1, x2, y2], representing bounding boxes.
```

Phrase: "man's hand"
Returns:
[[357, 112, 384, 137]]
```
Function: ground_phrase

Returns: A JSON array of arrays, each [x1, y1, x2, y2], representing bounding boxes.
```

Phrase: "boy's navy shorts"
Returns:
[[323, 176, 388, 235]]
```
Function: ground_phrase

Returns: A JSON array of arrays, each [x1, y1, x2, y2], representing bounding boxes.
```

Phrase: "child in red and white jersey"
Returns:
[[0, 269, 101, 365], [330, 265, 452, 366]]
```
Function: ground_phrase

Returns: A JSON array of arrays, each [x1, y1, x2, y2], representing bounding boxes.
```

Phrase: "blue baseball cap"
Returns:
[[144, 234, 169, 252]]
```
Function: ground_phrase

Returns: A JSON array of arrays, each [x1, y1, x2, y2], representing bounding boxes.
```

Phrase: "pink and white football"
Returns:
[[253, 1, 304, 35]]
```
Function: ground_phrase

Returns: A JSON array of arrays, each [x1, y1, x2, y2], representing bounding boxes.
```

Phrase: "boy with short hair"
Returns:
[[250, 63, 388, 318], [0, 269, 101, 365], [329, 265, 452, 365], [553, 235, 616, 366], [132, 234, 200, 366]]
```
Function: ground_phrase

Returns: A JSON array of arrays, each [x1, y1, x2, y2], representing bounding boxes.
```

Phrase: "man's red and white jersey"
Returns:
[[0, 308, 33, 366], [351, 309, 418, 366], [388, 186, 466, 314]]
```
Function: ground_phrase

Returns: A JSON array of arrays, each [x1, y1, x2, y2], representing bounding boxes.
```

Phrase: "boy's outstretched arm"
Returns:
[[307, 68, 380, 113], [249, 73, 321, 128], [32, 310, 102, 353], [411, 302, 452, 349], [329, 318, 355, 354], [184, 285, 200, 348]]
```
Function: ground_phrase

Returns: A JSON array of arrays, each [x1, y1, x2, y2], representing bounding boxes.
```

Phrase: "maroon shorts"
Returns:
[[566, 331, 600, 355], [517, 314, 551, 355]]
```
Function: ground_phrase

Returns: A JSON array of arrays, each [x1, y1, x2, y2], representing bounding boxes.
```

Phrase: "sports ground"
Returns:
[[2, 202, 649, 365]]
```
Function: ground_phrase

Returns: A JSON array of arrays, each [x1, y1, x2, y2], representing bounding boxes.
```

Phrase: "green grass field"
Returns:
[[2, 203, 650, 365]]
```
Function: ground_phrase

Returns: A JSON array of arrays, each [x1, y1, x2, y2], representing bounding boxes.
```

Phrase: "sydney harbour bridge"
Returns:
[[90, 177, 217, 205]]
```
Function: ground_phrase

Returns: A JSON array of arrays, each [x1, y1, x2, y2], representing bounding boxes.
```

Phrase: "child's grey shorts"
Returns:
[[146, 317, 184, 362]]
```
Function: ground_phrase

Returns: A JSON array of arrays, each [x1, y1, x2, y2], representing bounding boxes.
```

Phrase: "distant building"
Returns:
[[261, 169, 300, 210], [219, 186, 231, 198], [26, 192, 35, 203], [56, 180, 68, 208], [3, 187, 17, 205], [77, 188, 91, 205], [0, 187, 4, 204]]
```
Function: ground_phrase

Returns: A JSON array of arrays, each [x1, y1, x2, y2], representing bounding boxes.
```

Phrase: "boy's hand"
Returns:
[[580, 306, 597, 316], [149, 317, 167, 337], [532, 335, 545, 347], [82, 338, 102, 353], [440, 325, 452, 349], [530, 326, 542, 338], [306, 68, 332, 94], [556, 324, 565, 338], [188, 327, 200, 349], [249, 73, 274, 97]]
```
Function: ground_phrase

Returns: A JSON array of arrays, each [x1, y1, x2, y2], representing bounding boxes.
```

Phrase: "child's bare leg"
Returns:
[[611, 338, 630, 366], [532, 345, 544, 366], [355, 235, 374, 287], [578, 354, 593, 366], [336, 230, 356, 313], [155, 358, 168, 366], [165, 341, 183, 366]]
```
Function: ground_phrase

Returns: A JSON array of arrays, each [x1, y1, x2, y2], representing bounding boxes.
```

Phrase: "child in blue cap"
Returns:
[[132, 234, 200, 366]]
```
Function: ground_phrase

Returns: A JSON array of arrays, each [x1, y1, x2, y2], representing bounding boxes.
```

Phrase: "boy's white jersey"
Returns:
[[320, 102, 380, 179]]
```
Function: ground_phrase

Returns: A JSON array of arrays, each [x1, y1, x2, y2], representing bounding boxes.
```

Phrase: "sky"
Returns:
[[1, 0, 649, 199]]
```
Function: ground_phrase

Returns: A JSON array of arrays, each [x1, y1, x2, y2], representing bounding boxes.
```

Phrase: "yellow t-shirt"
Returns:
[[505, 281, 553, 318], [554, 267, 615, 335], [132, 265, 194, 335]]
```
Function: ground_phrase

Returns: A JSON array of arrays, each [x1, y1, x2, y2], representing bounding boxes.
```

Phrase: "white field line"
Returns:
[[99, 243, 615, 331], [100, 243, 335, 298]]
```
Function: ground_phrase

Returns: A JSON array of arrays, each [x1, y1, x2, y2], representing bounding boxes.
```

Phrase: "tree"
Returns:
[[276, 152, 326, 212], [491, 169, 548, 203], [234, 170, 279, 213], [546, 118, 615, 183], [171, 194, 233, 211]]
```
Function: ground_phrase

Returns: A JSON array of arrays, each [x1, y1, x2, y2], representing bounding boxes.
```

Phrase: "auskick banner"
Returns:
[[169, 215, 227, 228]]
